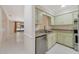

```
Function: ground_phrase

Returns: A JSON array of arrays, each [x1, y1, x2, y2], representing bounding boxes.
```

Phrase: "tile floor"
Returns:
[[0, 32, 28, 54], [0, 31, 78, 54], [46, 44, 79, 54]]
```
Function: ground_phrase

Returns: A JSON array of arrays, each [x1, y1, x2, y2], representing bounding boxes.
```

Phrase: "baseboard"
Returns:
[[45, 42, 76, 54], [56, 42, 74, 49]]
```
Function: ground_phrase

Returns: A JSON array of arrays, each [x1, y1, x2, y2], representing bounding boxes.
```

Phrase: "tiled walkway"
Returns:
[[0, 32, 27, 54]]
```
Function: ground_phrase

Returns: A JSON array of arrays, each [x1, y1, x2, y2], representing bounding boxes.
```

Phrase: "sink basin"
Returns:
[[35, 29, 53, 37], [35, 30, 46, 37]]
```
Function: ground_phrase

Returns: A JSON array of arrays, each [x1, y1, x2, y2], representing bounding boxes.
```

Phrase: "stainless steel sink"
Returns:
[[35, 30, 46, 37]]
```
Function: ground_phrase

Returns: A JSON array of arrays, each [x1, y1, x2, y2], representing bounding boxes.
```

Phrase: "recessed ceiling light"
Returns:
[[61, 5, 66, 7]]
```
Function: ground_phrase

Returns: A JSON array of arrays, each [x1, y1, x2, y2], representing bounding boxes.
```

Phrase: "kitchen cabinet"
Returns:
[[73, 11, 78, 19], [47, 31, 57, 49], [50, 16, 55, 25], [55, 13, 73, 25], [35, 8, 55, 25], [64, 32, 74, 48], [57, 31, 74, 48], [57, 31, 64, 44]]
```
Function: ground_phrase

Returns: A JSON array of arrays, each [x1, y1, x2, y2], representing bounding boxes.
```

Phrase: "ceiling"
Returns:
[[1, 5, 78, 21], [41, 5, 78, 16], [2, 5, 24, 21]]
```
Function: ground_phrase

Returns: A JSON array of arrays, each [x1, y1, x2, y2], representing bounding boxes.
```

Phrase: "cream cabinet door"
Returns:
[[63, 32, 74, 48], [55, 13, 73, 25], [47, 32, 56, 49], [57, 31, 64, 44], [73, 11, 78, 19], [51, 16, 55, 25], [57, 31, 74, 48]]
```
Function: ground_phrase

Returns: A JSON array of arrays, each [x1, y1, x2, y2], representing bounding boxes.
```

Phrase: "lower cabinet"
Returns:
[[57, 31, 74, 48], [57, 31, 64, 44], [47, 31, 57, 49]]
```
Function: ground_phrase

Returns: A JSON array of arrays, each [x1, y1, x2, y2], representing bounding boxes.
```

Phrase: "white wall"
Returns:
[[0, 7, 2, 44], [24, 5, 35, 54]]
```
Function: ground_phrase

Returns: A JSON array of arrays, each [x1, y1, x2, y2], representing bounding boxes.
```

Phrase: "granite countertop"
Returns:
[[35, 32, 47, 38], [35, 29, 53, 38], [35, 29, 74, 38]]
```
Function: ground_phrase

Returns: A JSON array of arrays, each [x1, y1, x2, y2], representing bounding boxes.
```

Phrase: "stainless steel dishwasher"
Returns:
[[35, 35, 47, 54]]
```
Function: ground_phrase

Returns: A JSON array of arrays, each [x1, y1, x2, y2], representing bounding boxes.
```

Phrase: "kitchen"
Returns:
[[35, 5, 79, 54]]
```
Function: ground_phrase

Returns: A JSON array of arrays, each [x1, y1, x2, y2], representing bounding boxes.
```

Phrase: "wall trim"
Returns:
[[55, 9, 78, 16], [24, 33, 35, 39]]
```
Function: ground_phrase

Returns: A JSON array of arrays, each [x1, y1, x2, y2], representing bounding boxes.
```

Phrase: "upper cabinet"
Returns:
[[35, 8, 55, 26], [50, 16, 55, 25], [55, 13, 73, 25], [55, 11, 79, 25], [73, 11, 78, 19]]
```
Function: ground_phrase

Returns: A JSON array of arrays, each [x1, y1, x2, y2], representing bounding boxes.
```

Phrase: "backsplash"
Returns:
[[51, 25, 74, 30]]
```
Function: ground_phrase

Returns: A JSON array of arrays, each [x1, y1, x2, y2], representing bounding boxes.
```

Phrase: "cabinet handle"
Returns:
[[74, 30, 78, 33], [75, 35, 78, 43]]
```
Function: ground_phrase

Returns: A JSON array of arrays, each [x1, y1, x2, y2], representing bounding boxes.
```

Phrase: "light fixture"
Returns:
[[61, 5, 66, 7]]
